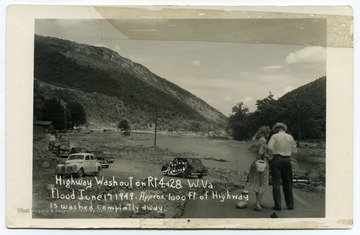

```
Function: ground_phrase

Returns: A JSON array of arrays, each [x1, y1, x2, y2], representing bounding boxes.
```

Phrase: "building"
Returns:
[[34, 121, 53, 133]]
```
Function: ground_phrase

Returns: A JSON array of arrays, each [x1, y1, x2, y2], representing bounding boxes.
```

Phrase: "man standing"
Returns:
[[268, 122, 297, 210]]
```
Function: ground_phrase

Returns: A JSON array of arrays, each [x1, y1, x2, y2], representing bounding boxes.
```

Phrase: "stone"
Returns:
[[42, 161, 51, 168], [236, 201, 248, 209]]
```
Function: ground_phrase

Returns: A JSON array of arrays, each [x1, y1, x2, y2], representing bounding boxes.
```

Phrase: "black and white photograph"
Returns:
[[4, 4, 354, 229]]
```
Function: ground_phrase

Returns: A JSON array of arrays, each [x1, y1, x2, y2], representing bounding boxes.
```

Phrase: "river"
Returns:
[[130, 132, 324, 172]]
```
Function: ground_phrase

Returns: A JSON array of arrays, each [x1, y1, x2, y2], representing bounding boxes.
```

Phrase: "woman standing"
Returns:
[[248, 126, 271, 212]]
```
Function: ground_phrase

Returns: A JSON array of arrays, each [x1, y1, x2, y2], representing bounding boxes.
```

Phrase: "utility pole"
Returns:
[[154, 106, 158, 146]]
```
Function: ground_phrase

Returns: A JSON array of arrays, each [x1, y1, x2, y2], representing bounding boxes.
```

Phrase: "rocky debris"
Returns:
[[208, 167, 248, 185], [293, 183, 311, 191], [309, 165, 326, 184], [311, 185, 325, 193], [293, 164, 325, 193], [297, 146, 325, 158], [42, 161, 51, 168]]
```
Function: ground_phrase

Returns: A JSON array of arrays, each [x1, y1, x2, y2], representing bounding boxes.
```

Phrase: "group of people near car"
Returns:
[[248, 122, 297, 212]]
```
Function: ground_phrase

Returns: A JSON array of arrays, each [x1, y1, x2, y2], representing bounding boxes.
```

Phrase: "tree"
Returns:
[[42, 98, 66, 130], [252, 92, 283, 128], [66, 101, 87, 129], [278, 91, 320, 141], [189, 121, 201, 132], [118, 119, 131, 136], [227, 77, 326, 142], [232, 102, 249, 116], [228, 102, 252, 140]]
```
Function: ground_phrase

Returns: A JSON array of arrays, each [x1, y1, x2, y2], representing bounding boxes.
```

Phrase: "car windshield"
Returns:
[[68, 155, 84, 160]]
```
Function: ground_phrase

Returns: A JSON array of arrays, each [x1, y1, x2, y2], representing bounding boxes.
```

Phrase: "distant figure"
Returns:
[[268, 122, 297, 211], [248, 126, 271, 212]]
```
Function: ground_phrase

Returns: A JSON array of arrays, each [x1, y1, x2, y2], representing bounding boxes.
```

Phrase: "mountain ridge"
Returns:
[[34, 35, 227, 131]]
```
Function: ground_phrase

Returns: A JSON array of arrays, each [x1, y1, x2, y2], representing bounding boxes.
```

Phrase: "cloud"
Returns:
[[53, 19, 83, 28], [94, 43, 107, 48], [36, 19, 103, 44], [257, 73, 296, 84], [240, 71, 256, 76], [113, 45, 121, 52], [285, 46, 326, 65], [240, 96, 256, 112], [211, 96, 256, 116], [223, 96, 235, 102], [274, 85, 296, 99], [261, 65, 283, 71], [128, 28, 157, 32], [129, 55, 146, 63], [284, 86, 295, 93], [192, 60, 201, 67]]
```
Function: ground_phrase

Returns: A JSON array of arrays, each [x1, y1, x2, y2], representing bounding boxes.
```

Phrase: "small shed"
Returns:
[[34, 121, 53, 133]]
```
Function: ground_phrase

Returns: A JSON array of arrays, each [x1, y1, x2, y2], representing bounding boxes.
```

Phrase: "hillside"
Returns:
[[279, 76, 326, 130], [227, 76, 326, 141], [33, 35, 227, 131], [277, 76, 326, 138]]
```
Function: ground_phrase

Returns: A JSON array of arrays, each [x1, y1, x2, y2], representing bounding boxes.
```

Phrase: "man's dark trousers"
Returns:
[[271, 155, 294, 209]]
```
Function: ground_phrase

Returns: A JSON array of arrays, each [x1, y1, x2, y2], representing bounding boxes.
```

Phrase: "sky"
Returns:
[[35, 18, 326, 116]]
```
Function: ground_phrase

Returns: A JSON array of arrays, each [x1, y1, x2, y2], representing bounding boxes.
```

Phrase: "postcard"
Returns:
[[5, 5, 353, 229]]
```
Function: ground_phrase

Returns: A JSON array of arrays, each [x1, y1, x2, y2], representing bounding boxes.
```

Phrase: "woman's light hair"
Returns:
[[254, 126, 271, 140]]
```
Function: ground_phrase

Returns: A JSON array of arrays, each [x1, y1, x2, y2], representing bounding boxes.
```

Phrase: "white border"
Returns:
[[1, 0, 359, 234]]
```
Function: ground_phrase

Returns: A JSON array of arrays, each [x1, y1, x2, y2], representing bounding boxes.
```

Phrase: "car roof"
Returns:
[[69, 153, 94, 156], [174, 157, 201, 161]]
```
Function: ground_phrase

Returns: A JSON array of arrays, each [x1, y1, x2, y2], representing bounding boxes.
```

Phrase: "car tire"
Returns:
[[182, 168, 191, 178], [94, 167, 101, 176], [76, 168, 84, 178]]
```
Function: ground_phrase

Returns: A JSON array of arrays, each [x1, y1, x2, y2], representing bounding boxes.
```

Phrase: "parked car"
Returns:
[[70, 147, 87, 155], [48, 140, 56, 152], [161, 157, 207, 178], [49, 140, 61, 154], [103, 152, 115, 163], [269, 158, 310, 185], [56, 145, 71, 158], [89, 150, 115, 165], [291, 158, 310, 184], [56, 153, 101, 178], [97, 156, 110, 168]]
